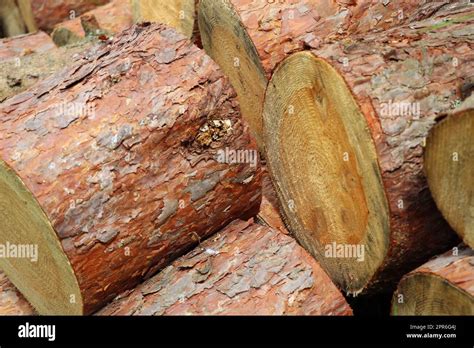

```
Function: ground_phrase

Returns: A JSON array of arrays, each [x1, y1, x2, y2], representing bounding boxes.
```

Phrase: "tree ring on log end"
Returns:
[[263, 51, 390, 293], [424, 109, 473, 248], [198, 0, 268, 148], [0, 160, 82, 315]]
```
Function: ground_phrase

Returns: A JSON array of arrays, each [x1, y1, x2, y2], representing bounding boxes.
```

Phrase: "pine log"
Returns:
[[0, 23, 262, 315], [131, 0, 197, 39], [30, 0, 110, 31], [262, 8, 474, 294], [0, 35, 93, 102], [51, 0, 133, 46], [392, 245, 474, 315], [424, 97, 474, 248], [98, 219, 352, 315], [198, 0, 464, 147]]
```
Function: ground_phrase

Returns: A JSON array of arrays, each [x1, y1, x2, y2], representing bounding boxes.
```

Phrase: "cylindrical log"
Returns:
[[392, 245, 474, 315], [98, 219, 353, 315], [51, 0, 133, 46], [198, 0, 464, 147], [131, 0, 196, 39], [262, 8, 473, 294], [30, 0, 110, 31], [424, 97, 474, 248], [0, 271, 35, 315], [0, 23, 262, 315]]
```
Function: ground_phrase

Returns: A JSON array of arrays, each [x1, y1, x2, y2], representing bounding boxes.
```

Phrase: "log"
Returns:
[[131, 0, 196, 39], [98, 219, 352, 315], [0, 271, 35, 315], [262, 7, 473, 294], [30, 0, 110, 31], [424, 96, 474, 248], [0, 23, 262, 315], [392, 245, 474, 315], [198, 0, 464, 147], [51, 0, 133, 46], [0, 36, 93, 102]]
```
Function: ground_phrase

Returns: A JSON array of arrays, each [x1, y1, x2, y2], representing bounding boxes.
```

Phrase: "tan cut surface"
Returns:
[[263, 52, 389, 293], [425, 108, 474, 248]]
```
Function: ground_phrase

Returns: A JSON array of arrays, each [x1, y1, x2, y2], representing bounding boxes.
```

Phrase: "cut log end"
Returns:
[[263, 51, 390, 293], [0, 160, 83, 315], [198, 0, 267, 149], [132, 0, 196, 39], [392, 246, 474, 316], [424, 106, 474, 248]]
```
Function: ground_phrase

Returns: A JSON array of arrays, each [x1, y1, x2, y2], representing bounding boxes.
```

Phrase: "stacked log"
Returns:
[[424, 96, 474, 248], [30, 0, 110, 31], [0, 23, 262, 315], [262, 7, 473, 294], [98, 220, 352, 315], [198, 0, 466, 147], [392, 245, 474, 315], [0, 220, 352, 316]]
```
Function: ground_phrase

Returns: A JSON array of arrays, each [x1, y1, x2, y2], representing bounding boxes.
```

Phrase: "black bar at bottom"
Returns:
[[0, 316, 472, 346]]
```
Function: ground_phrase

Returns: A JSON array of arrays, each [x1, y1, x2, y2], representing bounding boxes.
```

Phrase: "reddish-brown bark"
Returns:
[[0, 23, 262, 314], [30, 0, 111, 31], [208, 0, 463, 79], [392, 245, 474, 315], [98, 219, 352, 315], [305, 7, 472, 290], [52, 0, 133, 39]]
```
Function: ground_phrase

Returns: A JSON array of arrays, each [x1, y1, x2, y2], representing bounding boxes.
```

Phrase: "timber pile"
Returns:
[[0, 0, 472, 317], [0, 22, 262, 315], [200, 0, 473, 294]]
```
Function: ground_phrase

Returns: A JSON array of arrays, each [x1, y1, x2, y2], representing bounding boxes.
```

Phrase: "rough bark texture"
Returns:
[[256, 167, 288, 235], [51, 0, 133, 45], [0, 271, 35, 315], [211, 0, 469, 79], [280, 8, 473, 292], [392, 245, 474, 315], [0, 36, 93, 102], [98, 219, 352, 315], [0, 23, 262, 314], [30, 0, 110, 31]]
